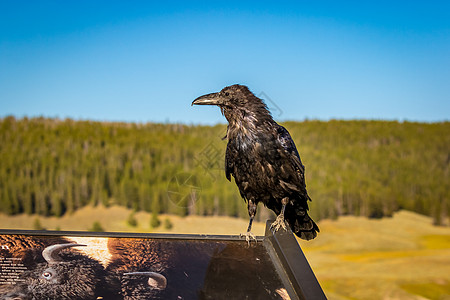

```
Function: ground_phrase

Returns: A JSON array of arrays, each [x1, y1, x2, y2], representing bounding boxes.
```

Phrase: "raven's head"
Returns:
[[192, 84, 272, 124]]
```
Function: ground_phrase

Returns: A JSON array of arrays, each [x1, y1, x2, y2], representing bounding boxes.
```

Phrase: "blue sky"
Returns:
[[1, 1, 449, 124]]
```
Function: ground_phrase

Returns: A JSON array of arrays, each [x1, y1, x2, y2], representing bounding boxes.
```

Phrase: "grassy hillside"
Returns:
[[0, 208, 449, 300], [0, 204, 267, 235], [299, 210, 450, 300], [0, 117, 449, 224]]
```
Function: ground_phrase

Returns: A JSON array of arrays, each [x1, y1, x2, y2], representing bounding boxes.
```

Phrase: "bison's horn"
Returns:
[[124, 272, 167, 290], [42, 243, 86, 264]]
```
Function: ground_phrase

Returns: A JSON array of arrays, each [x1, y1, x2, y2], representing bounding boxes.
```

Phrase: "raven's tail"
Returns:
[[286, 201, 319, 240]]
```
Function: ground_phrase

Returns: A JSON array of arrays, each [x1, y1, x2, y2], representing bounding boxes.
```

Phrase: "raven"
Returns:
[[192, 84, 319, 241]]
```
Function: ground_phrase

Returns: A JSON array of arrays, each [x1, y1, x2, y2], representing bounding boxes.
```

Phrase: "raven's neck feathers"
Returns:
[[224, 94, 274, 142]]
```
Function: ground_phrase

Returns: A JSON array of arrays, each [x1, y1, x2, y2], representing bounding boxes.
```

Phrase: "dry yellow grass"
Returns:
[[1, 208, 449, 300], [0, 204, 266, 235], [298, 211, 450, 300]]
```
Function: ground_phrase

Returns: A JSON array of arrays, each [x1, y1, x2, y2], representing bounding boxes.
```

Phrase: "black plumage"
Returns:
[[192, 84, 319, 241]]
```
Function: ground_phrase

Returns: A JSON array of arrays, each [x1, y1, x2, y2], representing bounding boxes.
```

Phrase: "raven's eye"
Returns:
[[42, 271, 53, 280]]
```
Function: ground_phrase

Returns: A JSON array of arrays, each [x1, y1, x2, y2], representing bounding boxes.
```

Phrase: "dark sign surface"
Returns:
[[0, 224, 325, 300]]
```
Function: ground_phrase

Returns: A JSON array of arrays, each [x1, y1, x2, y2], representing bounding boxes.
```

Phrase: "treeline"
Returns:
[[0, 116, 448, 225]]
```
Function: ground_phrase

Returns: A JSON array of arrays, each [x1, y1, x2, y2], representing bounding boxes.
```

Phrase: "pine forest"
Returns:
[[0, 116, 448, 225]]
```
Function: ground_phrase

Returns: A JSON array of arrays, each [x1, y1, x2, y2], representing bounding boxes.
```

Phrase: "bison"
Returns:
[[0, 235, 106, 299], [105, 238, 226, 300]]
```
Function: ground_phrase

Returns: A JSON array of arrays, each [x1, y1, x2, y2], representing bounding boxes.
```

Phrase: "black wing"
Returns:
[[225, 141, 234, 182], [275, 125, 309, 197]]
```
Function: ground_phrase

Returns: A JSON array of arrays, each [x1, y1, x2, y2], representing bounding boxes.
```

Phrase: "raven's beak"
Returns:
[[191, 92, 223, 106]]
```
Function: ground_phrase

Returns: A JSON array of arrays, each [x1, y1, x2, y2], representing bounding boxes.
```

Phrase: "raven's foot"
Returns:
[[270, 214, 288, 233], [240, 231, 257, 245]]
